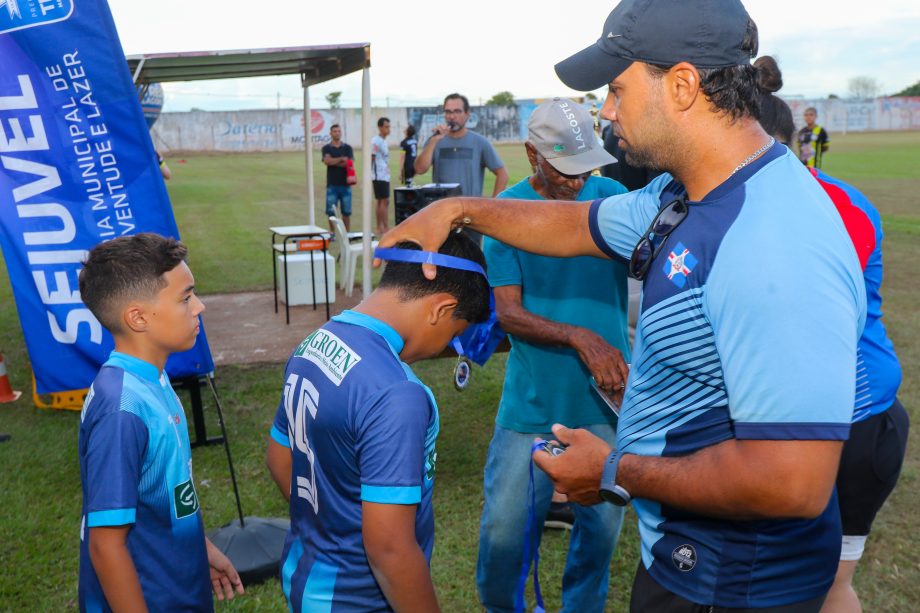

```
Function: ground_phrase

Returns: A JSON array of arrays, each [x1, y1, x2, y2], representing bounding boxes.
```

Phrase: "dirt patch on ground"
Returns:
[[200, 289, 363, 366]]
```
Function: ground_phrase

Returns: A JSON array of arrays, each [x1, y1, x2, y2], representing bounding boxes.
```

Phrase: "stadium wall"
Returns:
[[150, 97, 920, 153]]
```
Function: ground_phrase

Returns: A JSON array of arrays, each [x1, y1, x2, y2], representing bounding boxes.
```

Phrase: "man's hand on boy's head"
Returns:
[[205, 537, 244, 601], [375, 198, 467, 280]]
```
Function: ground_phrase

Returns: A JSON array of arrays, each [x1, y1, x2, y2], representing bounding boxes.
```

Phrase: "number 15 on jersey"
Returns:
[[284, 373, 320, 514]]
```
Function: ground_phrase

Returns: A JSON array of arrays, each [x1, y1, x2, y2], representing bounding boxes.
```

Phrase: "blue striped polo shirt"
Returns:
[[589, 143, 866, 608]]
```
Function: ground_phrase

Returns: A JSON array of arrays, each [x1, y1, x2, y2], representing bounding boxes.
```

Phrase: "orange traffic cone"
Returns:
[[0, 353, 22, 403]]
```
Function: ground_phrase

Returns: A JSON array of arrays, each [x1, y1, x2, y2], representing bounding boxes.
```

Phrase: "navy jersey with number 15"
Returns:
[[270, 310, 439, 611]]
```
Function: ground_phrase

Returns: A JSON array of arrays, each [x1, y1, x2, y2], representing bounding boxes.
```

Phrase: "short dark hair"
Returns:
[[330, 123, 341, 132], [377, 117, 390, 128], [646, 18, 761, 122], [443, 93, 470, 112], [377, 233, 490, 323], [805, 107, 817, 115], [406, 125, 417, 138], [79, 233, 188, 333]]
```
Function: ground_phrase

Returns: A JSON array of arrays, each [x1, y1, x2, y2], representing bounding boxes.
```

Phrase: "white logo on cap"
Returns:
[[556, 101, 586, 151], [607, 32, 623, 39]]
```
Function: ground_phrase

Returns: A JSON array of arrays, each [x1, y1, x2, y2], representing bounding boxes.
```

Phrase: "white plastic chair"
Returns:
[[329, 216, 377, 297]]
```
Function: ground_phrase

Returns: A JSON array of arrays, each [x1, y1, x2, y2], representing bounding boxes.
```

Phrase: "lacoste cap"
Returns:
[[555, 0, 756, 91], [528, 98, 616, 175]]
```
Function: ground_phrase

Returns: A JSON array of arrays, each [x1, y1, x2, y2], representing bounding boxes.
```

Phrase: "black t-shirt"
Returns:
[[400, 137, 418, 175], [321, 142, 354, 186]]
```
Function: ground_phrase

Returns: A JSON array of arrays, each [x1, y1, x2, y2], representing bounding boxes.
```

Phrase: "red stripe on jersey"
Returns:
[[809, 167, 875, 270]]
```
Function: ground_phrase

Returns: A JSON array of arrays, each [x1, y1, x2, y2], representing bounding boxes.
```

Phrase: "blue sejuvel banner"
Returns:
[[0, 0, 214, 394]]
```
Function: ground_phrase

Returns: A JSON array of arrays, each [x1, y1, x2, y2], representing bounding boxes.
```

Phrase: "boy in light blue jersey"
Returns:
[[77, 233, 242, 612], [266, 233, 491, 612]]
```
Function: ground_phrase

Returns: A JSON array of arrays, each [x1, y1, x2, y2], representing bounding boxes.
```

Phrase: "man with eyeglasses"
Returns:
[[477, 98, 630, 613], [381, 1, 865, 611], [414, 93, 508, 244]]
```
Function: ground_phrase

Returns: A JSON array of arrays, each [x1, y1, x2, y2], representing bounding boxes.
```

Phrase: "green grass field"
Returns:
[[1, 133, 918, 611]]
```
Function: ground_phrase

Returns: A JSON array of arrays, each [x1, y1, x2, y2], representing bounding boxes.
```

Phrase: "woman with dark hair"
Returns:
[[399, 125, 418, 186], [754, 55, 796, 146]]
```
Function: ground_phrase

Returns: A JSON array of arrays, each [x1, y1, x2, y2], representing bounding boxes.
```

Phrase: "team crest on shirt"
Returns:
[[425, 448, 438, 485], [662, 242, 698, 288], [672, 544, 697, 572], [173, 479, 200, 519]]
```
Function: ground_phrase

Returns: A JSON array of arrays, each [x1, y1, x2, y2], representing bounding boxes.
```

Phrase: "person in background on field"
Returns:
[[266, 233, 491, 612], [400, 125, 418, 187], [477, 98, 630, 613], [798, 106, 830, 168], [414, 93, 509, 244], [757, 60, 910, 613], [77, 233, 243, 611], [156, 151, 171, 180], [322, 124, 355, 231], [372, 117, 392, 235]]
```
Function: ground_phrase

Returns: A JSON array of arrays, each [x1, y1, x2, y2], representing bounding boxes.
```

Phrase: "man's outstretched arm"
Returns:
[[378, 196, 603, 279]]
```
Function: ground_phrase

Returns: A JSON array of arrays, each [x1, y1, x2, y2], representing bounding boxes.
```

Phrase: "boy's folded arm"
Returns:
[[88, 526, 148, 613], [362, 501, 441, 613]]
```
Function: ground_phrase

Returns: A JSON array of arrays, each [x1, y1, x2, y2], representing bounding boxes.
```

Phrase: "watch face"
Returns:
[[599, 485, 629, 506]]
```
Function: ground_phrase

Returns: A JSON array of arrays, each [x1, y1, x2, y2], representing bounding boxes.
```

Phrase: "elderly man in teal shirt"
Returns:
[[477, 99, 631, 613]]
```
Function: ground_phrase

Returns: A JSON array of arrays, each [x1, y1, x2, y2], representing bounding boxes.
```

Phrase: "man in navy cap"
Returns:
[[380, 1, 866, 611]]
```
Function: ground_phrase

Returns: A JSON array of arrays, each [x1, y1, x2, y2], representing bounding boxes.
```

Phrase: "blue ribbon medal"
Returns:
[[374, 247, 505, 390]]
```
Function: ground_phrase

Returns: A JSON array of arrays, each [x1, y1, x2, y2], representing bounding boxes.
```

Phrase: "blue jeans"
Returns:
[[477, 424, 624, 613], [325, 185, 352, 217]]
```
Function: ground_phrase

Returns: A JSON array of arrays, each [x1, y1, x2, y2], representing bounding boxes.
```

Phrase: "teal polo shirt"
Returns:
[[483, 175, 631, 432]]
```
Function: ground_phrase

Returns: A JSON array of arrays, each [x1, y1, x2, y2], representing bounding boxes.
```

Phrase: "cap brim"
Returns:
[[547, 146, 617, 176], [555, 43, 633, 91]]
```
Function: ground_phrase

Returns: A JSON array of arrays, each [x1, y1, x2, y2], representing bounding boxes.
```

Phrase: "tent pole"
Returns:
[[361, 64, 372, 297], [302, 77, 315, 226]]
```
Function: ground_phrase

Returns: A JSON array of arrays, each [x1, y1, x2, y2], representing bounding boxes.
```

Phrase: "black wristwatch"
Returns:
[[599, 449, 631, 506]]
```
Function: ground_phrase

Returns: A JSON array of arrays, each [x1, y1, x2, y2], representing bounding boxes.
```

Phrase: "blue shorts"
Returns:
[[325, 185, 352, 217]]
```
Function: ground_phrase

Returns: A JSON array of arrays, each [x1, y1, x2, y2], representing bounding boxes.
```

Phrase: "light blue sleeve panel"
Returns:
[[704, 175, 866, 440], [482, 235, 522, 288], [356, 380, 432, 504], [270, 424, 290, 447], [588, 173, 673, 260], [271, 396, 291, 448], [85, 410, 148, 525]]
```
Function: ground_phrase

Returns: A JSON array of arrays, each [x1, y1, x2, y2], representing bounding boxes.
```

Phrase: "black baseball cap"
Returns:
[[555, 0, 755, 91]]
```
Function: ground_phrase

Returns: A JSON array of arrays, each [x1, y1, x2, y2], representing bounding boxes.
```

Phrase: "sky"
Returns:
[[107, 0, 920, 112]]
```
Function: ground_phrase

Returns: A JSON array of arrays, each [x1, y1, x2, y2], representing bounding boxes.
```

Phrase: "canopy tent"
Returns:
[[127, 43, 375, 296]]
